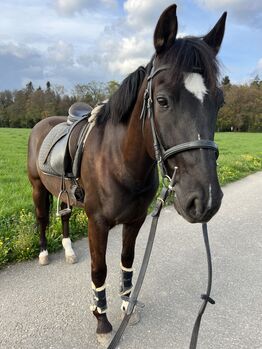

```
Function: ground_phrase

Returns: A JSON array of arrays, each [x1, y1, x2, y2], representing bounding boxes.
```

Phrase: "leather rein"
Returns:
[[107, 60, 217, 349]]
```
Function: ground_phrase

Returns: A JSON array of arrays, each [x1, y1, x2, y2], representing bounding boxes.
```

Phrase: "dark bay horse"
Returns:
[[28, 4, 226, 343]]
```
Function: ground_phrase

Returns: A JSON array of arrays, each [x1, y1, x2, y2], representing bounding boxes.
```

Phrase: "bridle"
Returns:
[[140, 58, 219, 182]]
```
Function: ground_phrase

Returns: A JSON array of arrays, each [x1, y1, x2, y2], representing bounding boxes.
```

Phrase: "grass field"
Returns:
[[0, 128, 261, 267], [215, 133, 262, 184]]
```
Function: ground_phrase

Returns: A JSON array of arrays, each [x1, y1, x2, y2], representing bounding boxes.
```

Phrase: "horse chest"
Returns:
[[110, 181, 158, 225]]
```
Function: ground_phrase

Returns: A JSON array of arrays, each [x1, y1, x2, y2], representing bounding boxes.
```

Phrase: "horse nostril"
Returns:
[[186, 195, 203, 219]]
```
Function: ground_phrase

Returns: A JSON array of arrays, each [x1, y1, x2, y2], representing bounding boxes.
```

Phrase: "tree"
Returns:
[[25, 81, 34, 96], [46, 81, 51, 91], [57, 95, 76, 115], [221, 75, 231, 86], [73, 82, 107, 106], [0, 77, 261, 131], [25, 88, 45, 127], [217, 83, 262, 132], [106, 80, 120, 97], [6, 90, 27, 127], [250, 75, 261, 88], [43, 83, 57, 117]]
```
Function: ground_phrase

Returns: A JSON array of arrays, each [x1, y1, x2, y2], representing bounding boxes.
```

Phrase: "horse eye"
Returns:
[[157, 96, 169, 108]]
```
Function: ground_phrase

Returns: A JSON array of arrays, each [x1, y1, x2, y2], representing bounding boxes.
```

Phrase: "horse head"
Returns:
[[144, 5, 226, 223]]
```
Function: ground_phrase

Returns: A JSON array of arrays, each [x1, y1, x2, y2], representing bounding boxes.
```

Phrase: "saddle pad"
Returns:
[[38, 122, 70, 176]]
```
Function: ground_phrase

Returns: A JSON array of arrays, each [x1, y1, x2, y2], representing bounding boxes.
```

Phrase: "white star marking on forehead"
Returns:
[[184, 73, 207, 103]]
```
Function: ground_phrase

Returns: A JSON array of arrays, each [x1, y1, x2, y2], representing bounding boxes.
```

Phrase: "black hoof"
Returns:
[[94, 312, 113, 334]]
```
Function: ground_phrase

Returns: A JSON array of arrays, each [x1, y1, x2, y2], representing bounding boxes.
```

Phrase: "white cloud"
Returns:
[[0, 0, 257, 90], [108, 58, 148, 75], [0, 1, 192, 90], [55, 0, 117, 15], [124, 0, 178, 31], [118, 36, 151, 59], [195, 0, 262, 28], [102, 32, 152, 77], [47, 40, 74, 64], [104, 0, 184, 76], [106, 36, 152, 74], [0, 42, 33, 59], [0, 42, 44, 89], [0, 1, 120, 89]]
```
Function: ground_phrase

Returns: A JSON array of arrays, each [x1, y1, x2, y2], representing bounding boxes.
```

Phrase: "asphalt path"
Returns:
[[1, 172, 262, 349]]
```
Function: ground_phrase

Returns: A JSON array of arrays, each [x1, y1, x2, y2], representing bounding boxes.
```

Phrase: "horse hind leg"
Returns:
[[60, 203, 77, 264], [31, 179, 52, 266]]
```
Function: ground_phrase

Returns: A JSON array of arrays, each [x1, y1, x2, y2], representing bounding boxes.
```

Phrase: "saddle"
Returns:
[[38, 102, 93, 179], [38, 102, 99, 212]]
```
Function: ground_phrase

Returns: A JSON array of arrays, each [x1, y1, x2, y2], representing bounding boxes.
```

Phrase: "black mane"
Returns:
[[96, 66, 147, 125], [96, 36, 219, 125]]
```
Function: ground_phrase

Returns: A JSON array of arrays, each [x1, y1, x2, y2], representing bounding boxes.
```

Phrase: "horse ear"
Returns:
[[203, 12, 227, 55], [154, 4, 178, 54]]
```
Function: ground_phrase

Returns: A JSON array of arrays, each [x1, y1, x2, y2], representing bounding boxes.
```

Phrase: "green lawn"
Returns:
[[0, 128, 32, 217], [0, 128, 261, 267], [215, 133, 262, 184]]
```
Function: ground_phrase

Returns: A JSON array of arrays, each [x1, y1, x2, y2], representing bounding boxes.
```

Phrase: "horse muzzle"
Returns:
[[174, 185, 223, 223]]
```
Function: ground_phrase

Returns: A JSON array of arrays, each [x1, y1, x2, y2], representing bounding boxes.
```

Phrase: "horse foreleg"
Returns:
[[88, 216, 112, 344], [120, 216, 146, 324], [61, 203, 77, 264]]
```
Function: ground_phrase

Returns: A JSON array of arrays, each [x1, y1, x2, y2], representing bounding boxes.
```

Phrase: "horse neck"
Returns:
[[122, 87, 155, 181]]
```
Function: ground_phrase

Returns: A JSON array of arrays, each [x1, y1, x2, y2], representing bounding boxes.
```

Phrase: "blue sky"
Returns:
[[0, 0, 261, 91]]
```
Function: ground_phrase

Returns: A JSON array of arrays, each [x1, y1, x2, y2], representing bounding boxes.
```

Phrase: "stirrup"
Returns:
[[56, 190, 71, 217]]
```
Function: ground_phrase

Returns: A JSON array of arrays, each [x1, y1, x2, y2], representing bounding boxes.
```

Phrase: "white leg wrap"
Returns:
[[120, 300, 140, 326], [92, 282, 106, 292], [90, 283, 107, 314], [39, 250, 48, 257], [120, 262, 134, 272], [120, 265, 140, 325], [39, 250, 49, 265], [62, 238, 75, 256], [62, 238, 77, 264], [119, 263, 133, 296], [121, 299, 129, 312]]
